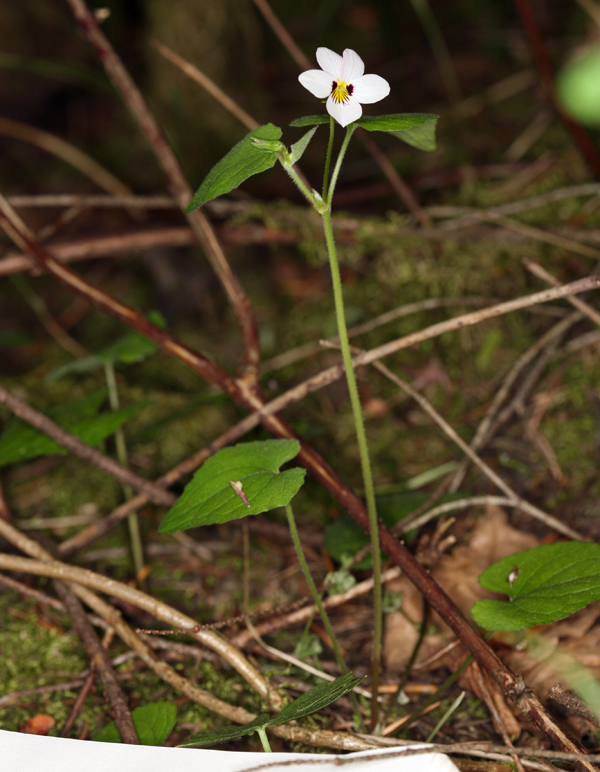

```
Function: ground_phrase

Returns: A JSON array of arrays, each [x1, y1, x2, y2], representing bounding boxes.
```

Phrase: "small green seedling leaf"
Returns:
[[290, 126, 318, 163], [557, 45, 600, 127], [290, 113, 439, 151], [185, 124, 283, 212], [472, 542, 600, 631], [158, 439, 305, 534], [179, 714, 270, 748], [93, 702, 176, 745], [270, 673, 363, 725], [178, 673, 363, 749], [47, 311, 166, 382], [0, 392, 148, 468]]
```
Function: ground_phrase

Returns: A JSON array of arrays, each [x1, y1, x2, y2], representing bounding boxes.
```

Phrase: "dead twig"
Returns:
[[53, 580, 139, 743], [369, 358, 583, 540]]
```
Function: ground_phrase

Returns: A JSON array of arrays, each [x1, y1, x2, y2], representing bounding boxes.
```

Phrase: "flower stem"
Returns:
[[326, 125, 356, 204], [322, 116, 335, 200], [320, 202, 382, 730], [103, 361, 145, 580], [256, 726, 272, 752], [285, 503, 345, 665], [285, 502, 365, 730]]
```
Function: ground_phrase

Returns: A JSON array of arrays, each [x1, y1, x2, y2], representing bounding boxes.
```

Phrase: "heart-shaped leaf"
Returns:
[[93, 702, 176, 745], [185, 124, 282, 212], [557, 45, 600, 127], [158, 439, 305, 533], [472, 542, 600, 631]]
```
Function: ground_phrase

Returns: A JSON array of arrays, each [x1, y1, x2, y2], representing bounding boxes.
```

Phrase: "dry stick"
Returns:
[[7, 194, 177, 209], [64, 0, 260, 374], [523, 258, 600, 326], [428, 183, 600, 219], [59, 627, 114, 738], [471, 661, 526, 772], [1, 204, 597, 759], [0, 517, 275, 708], [512, 0, 600, 182], [549, 683, 600, 729], [53, 580, 139, 744], [448, 311, 581, 493], [0, 225, 195, 278], [248, 0, 430, 223], [151, 40, 258, 131], [0, 117, 132, 196], [370, 359, 583, 540], [262, 296, 490, 375], [0, 384, 175, 508], [232, 566, 402, 649]]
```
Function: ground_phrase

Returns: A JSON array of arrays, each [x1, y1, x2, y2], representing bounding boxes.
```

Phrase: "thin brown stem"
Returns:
[[53, 580, 139, 743], [64, 0, 260, 373]]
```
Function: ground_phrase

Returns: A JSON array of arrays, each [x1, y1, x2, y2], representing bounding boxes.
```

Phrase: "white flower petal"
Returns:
[[316, 47, 343, 78], [326, 94, 363, 127], [351, 73, 390, 104], [298, 69, 334, 99], [340, 49, 364, 82]]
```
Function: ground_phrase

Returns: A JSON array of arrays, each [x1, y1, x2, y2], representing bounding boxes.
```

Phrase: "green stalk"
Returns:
[[285, 502, 364, 730], [255, 726, 272, 752], [322, 116, 335, 200], [319, 123, 382, 729], [104, 361, 144, 579]]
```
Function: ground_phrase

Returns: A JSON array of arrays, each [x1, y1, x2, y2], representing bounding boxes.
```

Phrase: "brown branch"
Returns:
[[512, 0, 600, 181], [523, 258, 600, 327], [0, 384, 175, 508], [59, 626, 114, 737], [53, 579, 139, 743], [0, 226, 195, 278], [64, 0, 260, 373]]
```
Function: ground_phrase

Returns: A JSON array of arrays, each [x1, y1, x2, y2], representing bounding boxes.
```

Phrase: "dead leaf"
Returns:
[[21, 713, 55, 735]]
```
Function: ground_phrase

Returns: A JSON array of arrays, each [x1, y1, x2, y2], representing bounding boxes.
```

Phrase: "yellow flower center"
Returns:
[[330, 80, 353, 103]]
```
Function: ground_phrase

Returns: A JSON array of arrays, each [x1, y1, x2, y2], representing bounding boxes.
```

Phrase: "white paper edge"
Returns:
[[0, 729, 460, 772]]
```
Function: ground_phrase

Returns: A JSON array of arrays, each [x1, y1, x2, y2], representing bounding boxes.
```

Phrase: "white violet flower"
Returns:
[[298, 47, 390, 128]]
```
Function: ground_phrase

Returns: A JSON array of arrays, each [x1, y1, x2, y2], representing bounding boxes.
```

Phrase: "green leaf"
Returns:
[[290, 115, 330, 127], [290, 126, 319, 162], [93, 702, 176, 745], [178, 673, 362, 749], [355, 114, 439, 151], [270, 673, 363, 725], [179, 714, 270, 748], [0, 393, 148, 468], [185, 124, 283, 212], [557, 46, 600, 127], [47, 311, 165, 382], [289, 113, 439, 151], [472, 542, 600, 631], [158, 439, 305, 534]]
